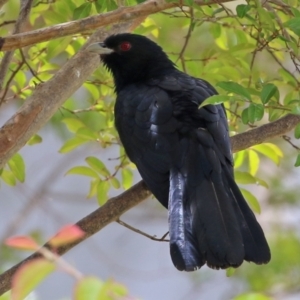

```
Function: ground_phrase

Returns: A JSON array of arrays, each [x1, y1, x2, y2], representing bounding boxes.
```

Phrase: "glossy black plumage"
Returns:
[[89, 33, 271, 271]]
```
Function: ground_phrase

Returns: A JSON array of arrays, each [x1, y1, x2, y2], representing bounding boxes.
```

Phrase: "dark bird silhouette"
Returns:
[[88, 33, 271, 271]]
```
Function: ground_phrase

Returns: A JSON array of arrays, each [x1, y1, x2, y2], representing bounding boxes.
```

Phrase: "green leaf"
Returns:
[[291, 105, 300, 115], [248, 149, 259, 176], [74, 277, 103, 300], [8, 153, 26, 183], [265, 143, 283, 157], [121, 168, 133, 189], [1, 169, 16, 186], [243, 103, 264, 124], [255, 177, 269, 188], [73, 3, 92, 20], [98, 280, 128, 299], [199, 95, 232, 108], [27, 134, 43, 146], [84, 83, 100, 100], [46, 37, 72, 59], [107, 0, 118, 11], [226, 267, 236, 277], [97, 181, 110, 205], [94, 0, 105, 13], [253, 143, 283, 165], [284, 17, 300, 37], [87, 179, 100, 198], [260, 83, 278, 104], [234, 171, 256, 184], [110, 177, 120, 189], [15, 71, 27, 89], [62, 118, 85, 133], [85, 156, 110, 177], [12, 259, 55, 300], [234, 150, 246, 169], [288, 39, 299, 56], [59, 137, 87, 153], [241, 108, 249, 124], [66, 166, 99, 178], [268, 107, 285, 121], [76, 127, 99, 141], [186, 0, 194, 5], [240, 188, 261, 214], [212, 7, 225, 16], [250, 103, 264, 123], [209, 23, 221, 39], [290, 7, 300, 18], [217, 81, 251, 100], [295, 153, 300, 167], [257, 7, 275, 31], [294, 123, 300, 139], [236, 4, 250, 18]]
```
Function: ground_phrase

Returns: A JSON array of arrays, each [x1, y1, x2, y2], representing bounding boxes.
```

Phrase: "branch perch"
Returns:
[[0, 0, 234, 51]]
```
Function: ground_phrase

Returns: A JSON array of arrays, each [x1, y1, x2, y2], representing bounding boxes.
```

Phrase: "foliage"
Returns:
[[0, 0, 300, 299], [4, 226, 128, 300]]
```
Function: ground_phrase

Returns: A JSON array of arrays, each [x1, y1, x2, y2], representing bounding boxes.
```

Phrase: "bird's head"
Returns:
[[88, 33, 175, 92]]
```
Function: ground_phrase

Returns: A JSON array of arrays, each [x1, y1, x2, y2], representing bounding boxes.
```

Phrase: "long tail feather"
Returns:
[[168, 140, 270, 271], [169, 169, 204, 271]]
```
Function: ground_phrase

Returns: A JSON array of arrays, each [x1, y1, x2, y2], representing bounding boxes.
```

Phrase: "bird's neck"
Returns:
[[110, 57, 176, 93]]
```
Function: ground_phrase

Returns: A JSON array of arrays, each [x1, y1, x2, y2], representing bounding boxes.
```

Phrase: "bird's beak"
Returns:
[[87, 42, 114, 54]]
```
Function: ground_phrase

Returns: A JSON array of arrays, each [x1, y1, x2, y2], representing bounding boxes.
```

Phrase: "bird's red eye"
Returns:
[[120, 41, 131, 52]]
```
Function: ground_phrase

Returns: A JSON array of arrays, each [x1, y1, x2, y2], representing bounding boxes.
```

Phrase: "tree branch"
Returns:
[[0, 21, 140, 168], [1, 113, 300, 295], [231, 114, 300, 152], [0, 0, 234, 52], [0, 180, 151, 295]]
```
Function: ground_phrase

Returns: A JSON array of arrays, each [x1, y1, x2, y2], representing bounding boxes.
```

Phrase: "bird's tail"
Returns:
[[169, 170, 203, 271], [168, 146, 270, 271]]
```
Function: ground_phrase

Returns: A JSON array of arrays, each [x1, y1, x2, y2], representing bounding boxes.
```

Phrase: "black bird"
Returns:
[[88, 33, 270, 271]]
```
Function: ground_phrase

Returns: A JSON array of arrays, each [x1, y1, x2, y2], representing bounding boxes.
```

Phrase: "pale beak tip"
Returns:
[[87, 43, 113, 54]]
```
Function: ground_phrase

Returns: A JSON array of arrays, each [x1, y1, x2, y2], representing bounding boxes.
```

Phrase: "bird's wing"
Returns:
[[152, 73, 270, 271], [114, 83, 180, 208], [157, 74, 233, 170]]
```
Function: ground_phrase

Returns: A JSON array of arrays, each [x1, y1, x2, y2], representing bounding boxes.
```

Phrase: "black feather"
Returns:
[[95, 33, 271, 271]]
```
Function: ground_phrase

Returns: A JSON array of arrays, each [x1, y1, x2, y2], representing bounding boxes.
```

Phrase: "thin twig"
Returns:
[[267, 48, 300, 86], [282, 135, 300, 151], [38, 247, 83, 280], [176, 7, 194, 73], [0, 0, 33, 96], [0, 20, 16, 27], [61, 106, 98, 114], [116, 219, 169, 242], [0, 60, 24, 105], [264, 2, 300, 72], [19, 49, 44, 83], [111, 155, 127, 177]]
